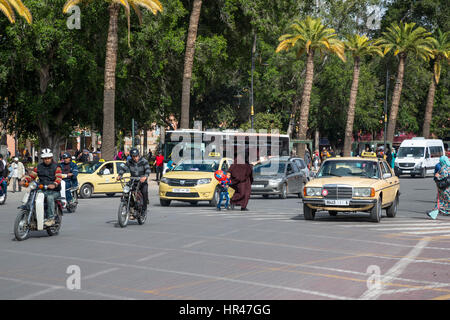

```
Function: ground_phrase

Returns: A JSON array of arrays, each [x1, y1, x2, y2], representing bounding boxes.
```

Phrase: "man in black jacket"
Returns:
[[117, 148, 151, 213]]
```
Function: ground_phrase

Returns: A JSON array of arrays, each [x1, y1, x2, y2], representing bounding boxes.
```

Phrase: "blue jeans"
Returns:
[[44, 190, 59, 219], [64, 180, 73, 202], [0, 180, 7, 196], [217, 190, 229, 208]]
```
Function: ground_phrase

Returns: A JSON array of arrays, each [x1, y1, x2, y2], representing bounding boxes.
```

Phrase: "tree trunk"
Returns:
[[422, 74, 436, 138], [296, 50, 315, 159], [343, 57, 361, 157], [180, 0, 203, 129], [386, 54, 406, 143], [102, 3, 120, 160]]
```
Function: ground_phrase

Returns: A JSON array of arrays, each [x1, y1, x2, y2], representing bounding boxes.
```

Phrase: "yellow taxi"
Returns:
[[77, 161, 130, 198], [302, 153, 400, 222], [159, 156, 234, 206]]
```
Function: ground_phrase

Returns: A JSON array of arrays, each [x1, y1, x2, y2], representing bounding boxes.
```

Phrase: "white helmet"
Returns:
[[41, 148, 53, 159]]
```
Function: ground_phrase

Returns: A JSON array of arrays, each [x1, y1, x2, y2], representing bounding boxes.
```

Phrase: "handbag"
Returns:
[[435, 176, 450, 189]]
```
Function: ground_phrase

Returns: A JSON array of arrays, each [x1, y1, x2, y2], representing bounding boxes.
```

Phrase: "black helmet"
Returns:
[[62, 152, 71, 159], [130, 148, 140, 157]]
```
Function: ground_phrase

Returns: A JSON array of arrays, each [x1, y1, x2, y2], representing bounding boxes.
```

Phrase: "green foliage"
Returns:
[[240, 112, 284, 132]]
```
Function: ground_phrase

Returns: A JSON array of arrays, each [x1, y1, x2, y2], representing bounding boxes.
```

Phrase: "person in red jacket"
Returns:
[[155, 152, 164, 181]]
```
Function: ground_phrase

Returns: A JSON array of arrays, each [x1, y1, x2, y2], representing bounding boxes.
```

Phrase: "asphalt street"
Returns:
[[0, 175, 449, 300]]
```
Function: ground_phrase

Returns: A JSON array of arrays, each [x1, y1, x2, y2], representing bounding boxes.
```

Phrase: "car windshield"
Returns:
[[253, 161, 286, 175], [173, 160, 219, 172], [317, 160, 380, 179], [78, 162, 102, 174], [397, 147, 424, 158]]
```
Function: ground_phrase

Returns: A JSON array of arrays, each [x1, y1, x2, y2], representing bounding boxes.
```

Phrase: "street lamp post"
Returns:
[[250, 33, 256, 130], [384, 69, 389, 152]]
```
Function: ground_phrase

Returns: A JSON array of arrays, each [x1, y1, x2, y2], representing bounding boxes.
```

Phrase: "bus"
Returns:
[[161, 129, 290, 165]]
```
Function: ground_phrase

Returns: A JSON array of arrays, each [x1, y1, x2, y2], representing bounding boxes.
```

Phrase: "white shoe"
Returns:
[[0, 196, 5, 202]]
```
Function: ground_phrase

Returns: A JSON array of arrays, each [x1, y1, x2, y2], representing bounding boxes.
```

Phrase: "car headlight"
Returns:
[[269, 178, 283, 186], [197, 178, 211, 185], [305, 187, 322, 196], [415, 162, 422, 168], [123, 185, 131, 194], [353, 187, 374, 197], [160, 177, 169, 184]]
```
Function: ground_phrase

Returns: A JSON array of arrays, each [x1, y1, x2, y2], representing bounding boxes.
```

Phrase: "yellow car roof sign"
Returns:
[[208, 152, 221, 157], [361, 151, 377, 158]]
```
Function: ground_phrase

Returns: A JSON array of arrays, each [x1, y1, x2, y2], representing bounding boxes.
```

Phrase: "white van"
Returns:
[[394, 138, 445, 178]]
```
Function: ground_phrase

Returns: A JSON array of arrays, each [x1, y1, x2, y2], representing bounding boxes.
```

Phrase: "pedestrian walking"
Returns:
[[229, 154, 253, 211], [155, 152, 164, 181], [313, 150, 320, 171], [427, 156, 450, 220], [10, 157, 25, 192], [386, 147, 393, 168]]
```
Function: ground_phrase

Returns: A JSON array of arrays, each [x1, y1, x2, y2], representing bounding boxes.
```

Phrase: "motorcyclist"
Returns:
[[20, 148, 63, 226], [116, 148, 150, 214], [59, 152, 78, 204]]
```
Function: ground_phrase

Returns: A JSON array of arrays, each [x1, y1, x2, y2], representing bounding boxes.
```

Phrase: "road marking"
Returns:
[[181, 240, 205, 248], [359, 238, 430, 300], [405, 230, 450, 235], [0, 275, 135, 300], [217, 229, 240, 237], [337, 222, 450, 228], [17, 287, 61, 300], [1, 249, 354, 300], [83, 268, 119, 280], [374, 226, 450, 231], [137, 252, 168, 262]]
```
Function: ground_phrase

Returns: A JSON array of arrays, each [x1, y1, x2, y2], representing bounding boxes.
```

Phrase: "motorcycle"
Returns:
[[0, 177, 7, 205], [117, 177, 147, 228], [14, 181, 63, 241], [61, 174, 78, 213]]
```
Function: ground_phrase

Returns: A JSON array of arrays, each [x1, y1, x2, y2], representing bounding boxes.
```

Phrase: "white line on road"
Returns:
[[404, 230, 450, 235], [337, 222, 450, 228], [359, 238, 430, 300], [83, 268, 120, 280], [17, 287, 61, 300], [181, 240, 206, 248], [217, 229, 240, 237], [137, 252, 168, 262], [374, 226, 450, 231]]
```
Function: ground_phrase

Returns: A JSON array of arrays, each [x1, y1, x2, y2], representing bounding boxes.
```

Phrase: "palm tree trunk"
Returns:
[[386, 54, 406, 143], [296, 50, 315, 159], [180, 0, 203, 129], [343, 57, 361, 157], [422, 74, 436, 138], [102, 3, 120, 160]]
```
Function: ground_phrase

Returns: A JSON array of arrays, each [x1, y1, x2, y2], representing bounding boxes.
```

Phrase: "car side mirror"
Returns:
[[383, 173, 392, 179]]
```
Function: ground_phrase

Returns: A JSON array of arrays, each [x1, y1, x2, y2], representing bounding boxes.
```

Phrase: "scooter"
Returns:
[[14, 181, 63, 241], [0, 177, 7, 205]]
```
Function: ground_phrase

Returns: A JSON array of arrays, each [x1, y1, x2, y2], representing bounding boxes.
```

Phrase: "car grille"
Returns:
[[165, 192, 200, 198], [399, 163, 414, 168], [167, 179, 198, 187], [323, 185, 353, 200]]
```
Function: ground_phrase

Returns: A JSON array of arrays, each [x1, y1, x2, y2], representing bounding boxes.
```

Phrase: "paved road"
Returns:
[[0, 176, 449, 300]]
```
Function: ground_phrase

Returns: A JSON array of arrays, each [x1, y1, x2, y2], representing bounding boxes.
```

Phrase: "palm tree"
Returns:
[[422, 29, 450, 138], [343, 34, 383, 157], [276, 16, 346, 158], [180, 0, 202, 129], [63, 0, 163, 160], [0, 0, 32, 24], [377, 22, 434, 143]]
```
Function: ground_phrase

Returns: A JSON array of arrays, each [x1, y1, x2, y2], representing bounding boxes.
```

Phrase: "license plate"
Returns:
[[403, 170, 411, 173], [172, 188, 190, 193], [325, 200, 349, 206], [252, 185, 264, 188]]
